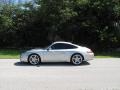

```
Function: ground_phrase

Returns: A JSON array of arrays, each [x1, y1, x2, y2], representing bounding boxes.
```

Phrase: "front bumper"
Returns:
[[20, 53, 29, 62]]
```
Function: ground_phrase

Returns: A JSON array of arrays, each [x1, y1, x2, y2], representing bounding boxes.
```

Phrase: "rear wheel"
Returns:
[[71, 53, 83, 65], [28, 54, 40, 65]]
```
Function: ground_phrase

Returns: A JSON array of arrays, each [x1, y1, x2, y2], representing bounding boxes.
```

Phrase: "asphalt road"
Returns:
[[0, 58, 120, 90]]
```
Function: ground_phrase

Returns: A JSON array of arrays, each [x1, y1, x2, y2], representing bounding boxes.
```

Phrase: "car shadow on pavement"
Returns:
[[14, 61, 90, 67]]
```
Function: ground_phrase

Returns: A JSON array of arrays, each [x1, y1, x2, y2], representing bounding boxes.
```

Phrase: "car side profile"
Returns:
[[20, 41, 94, 65]]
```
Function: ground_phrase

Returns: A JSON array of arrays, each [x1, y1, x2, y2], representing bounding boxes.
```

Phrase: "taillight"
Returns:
[[87, 49, 93, 53]]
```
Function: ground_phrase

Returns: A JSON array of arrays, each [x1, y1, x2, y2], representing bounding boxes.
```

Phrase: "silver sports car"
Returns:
[[20, 41, 94, 65]]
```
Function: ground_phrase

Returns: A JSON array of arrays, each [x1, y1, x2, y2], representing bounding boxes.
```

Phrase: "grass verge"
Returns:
[[95, 51, 120, 58], [0, 49, 20, 59]]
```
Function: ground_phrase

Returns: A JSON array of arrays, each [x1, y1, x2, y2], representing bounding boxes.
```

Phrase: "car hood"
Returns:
[[27, 48, 45, 52]]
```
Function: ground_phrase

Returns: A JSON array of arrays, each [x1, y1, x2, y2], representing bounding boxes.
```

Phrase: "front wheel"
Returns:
[[71, 54, 83, 65], [28, 54, 40, 65]]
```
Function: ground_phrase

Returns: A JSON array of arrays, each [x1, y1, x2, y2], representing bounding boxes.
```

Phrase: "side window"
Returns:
[[51, 43, 63, 49], [64, 44, 77, 49], [51, 43, 77, 49]]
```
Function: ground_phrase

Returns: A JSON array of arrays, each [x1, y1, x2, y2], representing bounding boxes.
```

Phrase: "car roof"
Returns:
[[50, 41, 80, 48], [53, 41, 72, 44], [52, 41, 80, 47]]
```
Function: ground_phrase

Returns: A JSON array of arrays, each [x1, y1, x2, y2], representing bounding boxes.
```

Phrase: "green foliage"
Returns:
[[0, 5, 14, 31], [0, 0, 120, 51]]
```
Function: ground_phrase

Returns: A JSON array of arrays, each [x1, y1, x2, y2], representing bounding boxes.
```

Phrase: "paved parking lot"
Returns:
[[0, 58, 120, 90]]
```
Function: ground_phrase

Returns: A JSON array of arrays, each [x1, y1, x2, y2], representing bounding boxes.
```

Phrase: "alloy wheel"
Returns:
[[28, 54, 40, 65], [71, 54, 83, 65]]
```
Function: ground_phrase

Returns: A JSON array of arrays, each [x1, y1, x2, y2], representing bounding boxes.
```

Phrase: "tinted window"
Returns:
[[51, 43, 77, 49]]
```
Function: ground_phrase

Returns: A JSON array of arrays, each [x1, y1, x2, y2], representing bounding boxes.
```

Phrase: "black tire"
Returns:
[[71, 53, 83, 65], [28, 54, 41, 65]]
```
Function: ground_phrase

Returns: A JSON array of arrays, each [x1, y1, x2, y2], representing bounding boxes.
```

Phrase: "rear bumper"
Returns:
[[84, 52, 94, 61]]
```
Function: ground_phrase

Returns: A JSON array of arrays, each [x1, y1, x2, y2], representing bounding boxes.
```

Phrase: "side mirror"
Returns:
[[47, 48, 49, 51]]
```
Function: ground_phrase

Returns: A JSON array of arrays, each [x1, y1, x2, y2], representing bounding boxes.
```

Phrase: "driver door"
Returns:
[[43, 43, 68, 62]]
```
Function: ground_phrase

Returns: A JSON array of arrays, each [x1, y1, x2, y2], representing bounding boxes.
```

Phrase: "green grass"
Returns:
[[95, 51, 120, 58], [0, 49, 120, 59], [0, 49, 20, 59]]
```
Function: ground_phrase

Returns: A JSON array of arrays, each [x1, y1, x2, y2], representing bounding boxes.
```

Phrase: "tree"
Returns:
[[0, 0, 120, 50]]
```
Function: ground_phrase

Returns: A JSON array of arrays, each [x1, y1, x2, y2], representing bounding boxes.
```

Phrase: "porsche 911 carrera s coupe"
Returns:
[[20, 41, 94, 65]]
